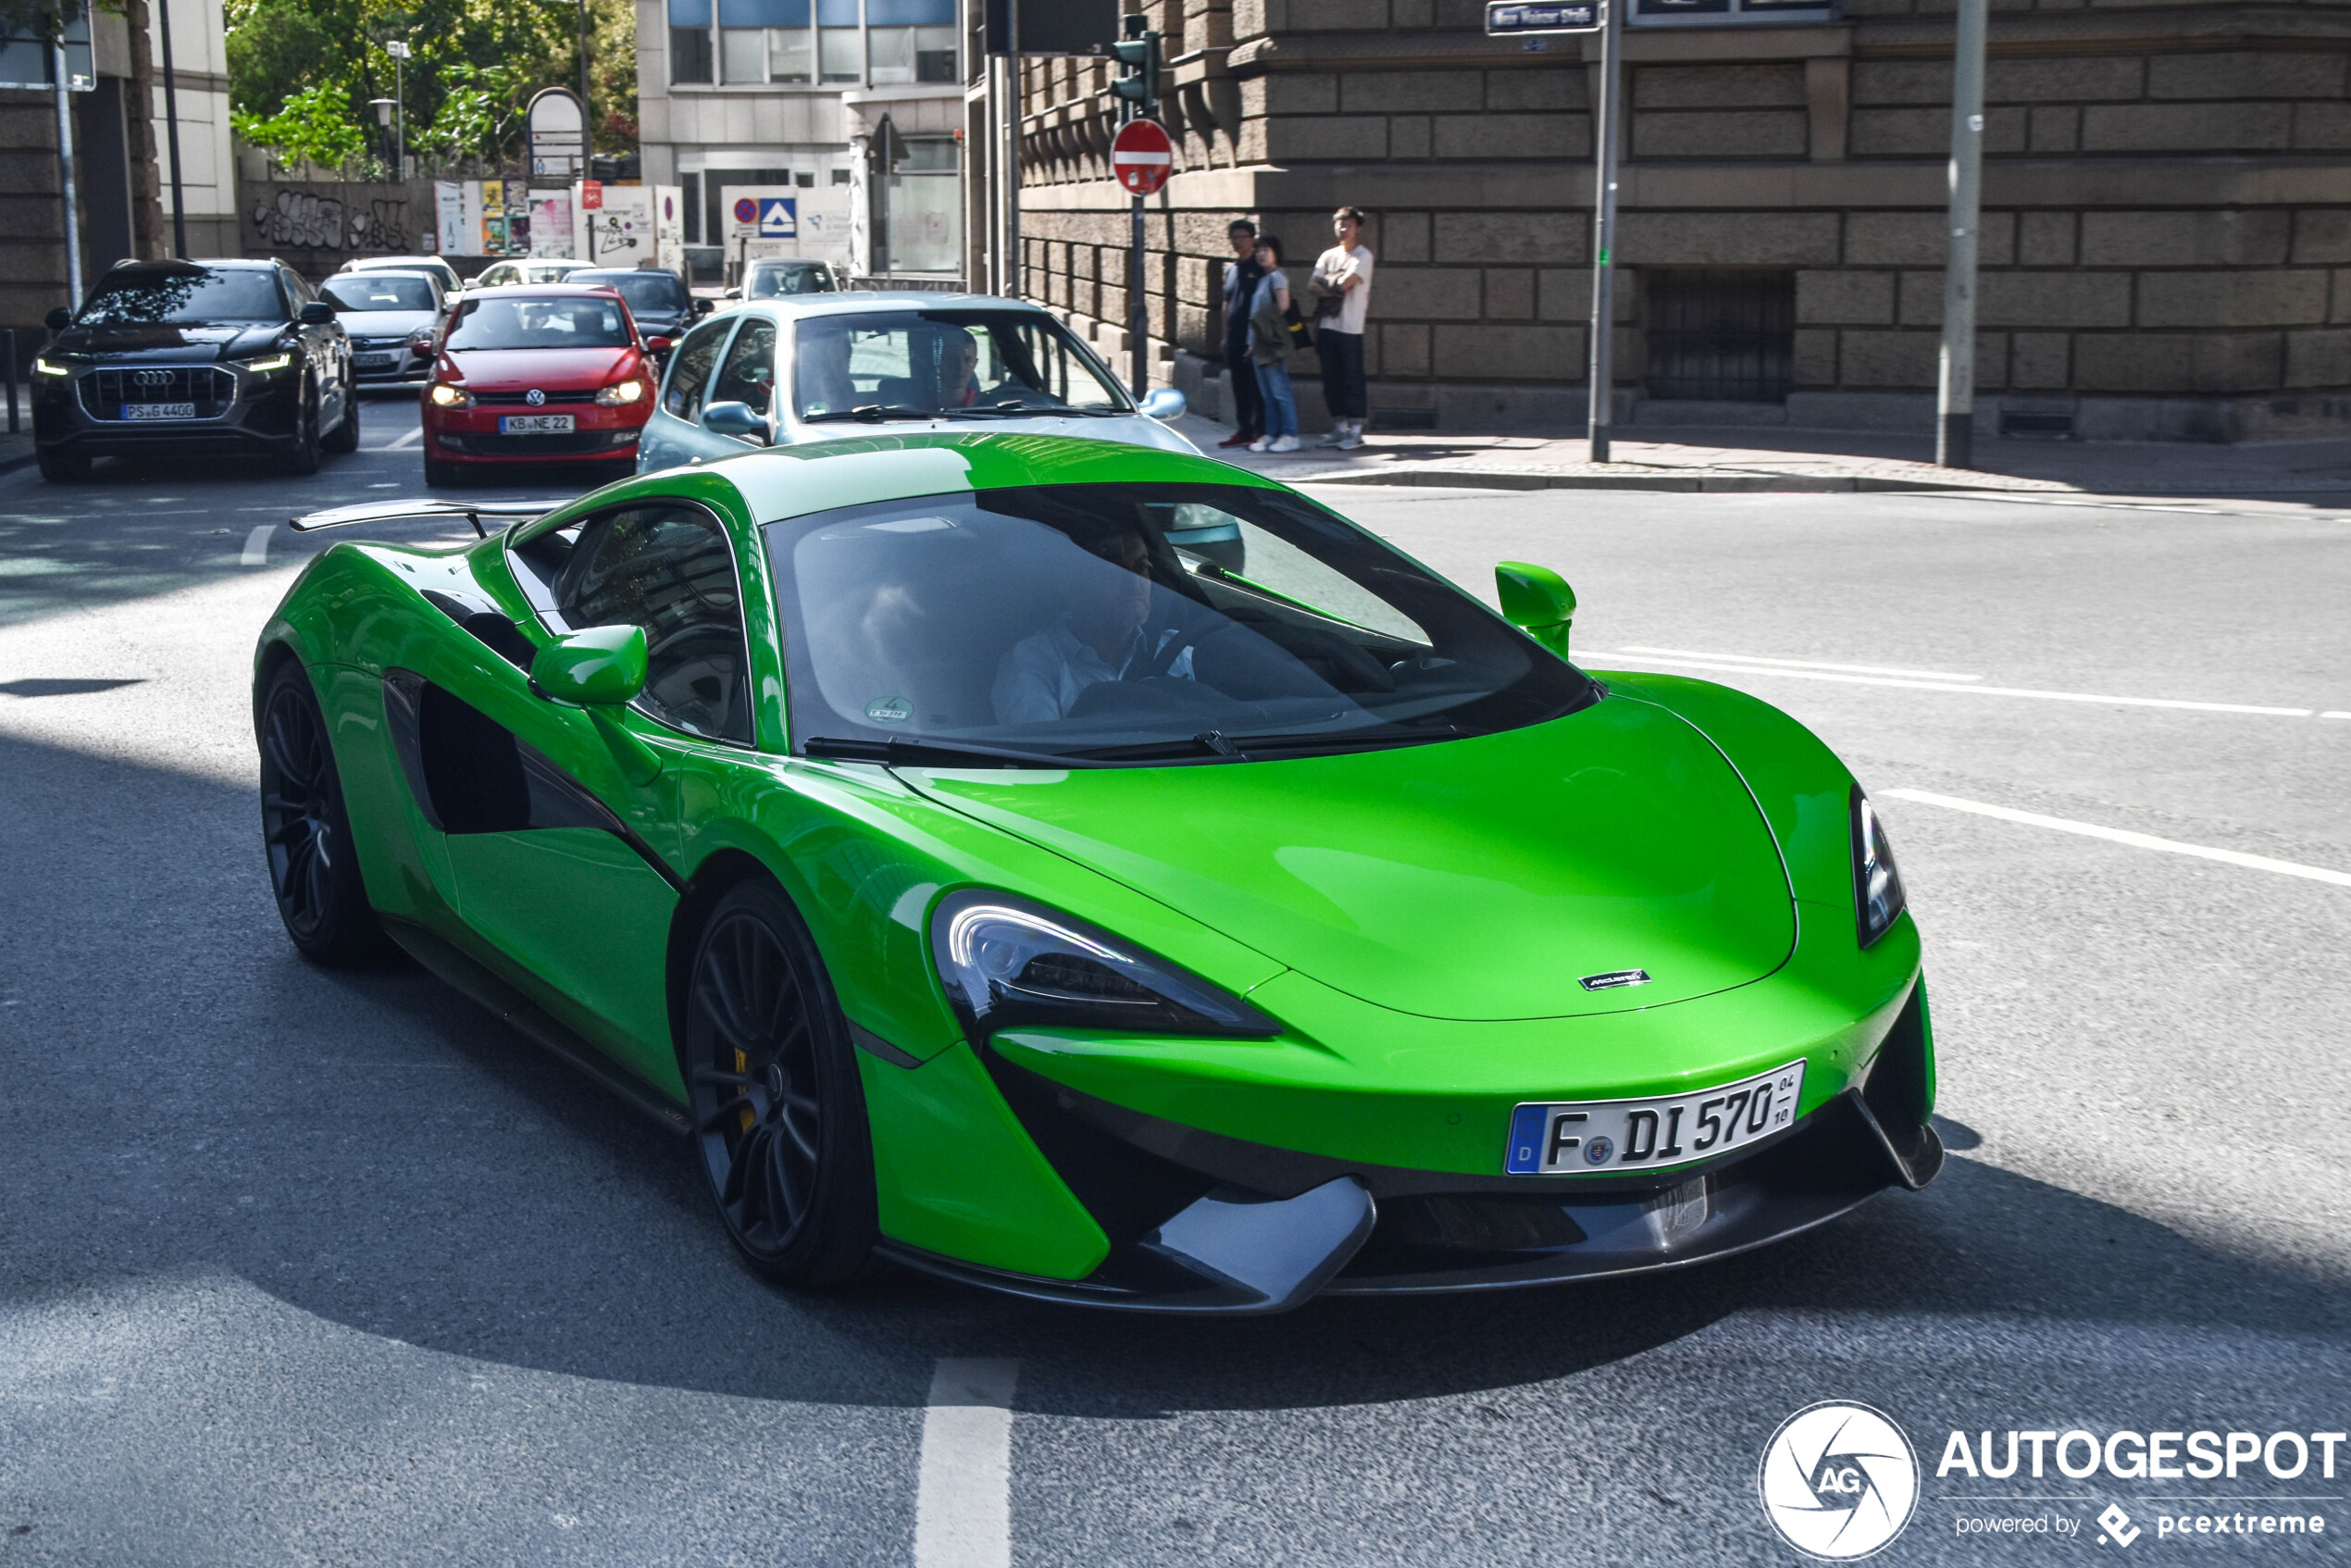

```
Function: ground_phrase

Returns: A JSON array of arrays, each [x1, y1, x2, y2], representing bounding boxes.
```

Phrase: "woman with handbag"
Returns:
[[1248, 234, 1302, 453]]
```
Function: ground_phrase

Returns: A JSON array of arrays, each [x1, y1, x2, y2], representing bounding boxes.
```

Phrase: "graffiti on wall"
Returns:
[[247, 188, 413, 253]]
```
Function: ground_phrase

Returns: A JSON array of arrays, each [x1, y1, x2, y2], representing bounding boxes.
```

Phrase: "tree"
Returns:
[[232, 81, 368, 170]]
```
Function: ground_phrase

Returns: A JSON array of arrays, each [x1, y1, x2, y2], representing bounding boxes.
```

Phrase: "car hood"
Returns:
[[52, 322, 289, 362], [445, 346, 635, 388], [785, 412, 1199, 455], [903, 696, 1797, 1022], [337, 310, 439, 340]]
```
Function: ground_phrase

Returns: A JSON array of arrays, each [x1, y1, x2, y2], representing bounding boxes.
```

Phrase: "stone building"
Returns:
[[978, 0, 2351, 441]]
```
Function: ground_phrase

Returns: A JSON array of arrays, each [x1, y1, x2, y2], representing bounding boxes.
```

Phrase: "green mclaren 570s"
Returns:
[[255, 432, 1939, 1314]]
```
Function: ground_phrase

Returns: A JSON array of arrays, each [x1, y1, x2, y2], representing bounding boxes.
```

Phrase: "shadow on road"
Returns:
[[3, 732, 2342, 1423]]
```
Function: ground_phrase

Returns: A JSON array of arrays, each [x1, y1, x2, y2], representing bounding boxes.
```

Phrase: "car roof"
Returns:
[[569, 268, 681, 281], [325, 268, 440, 285], [460, 282, 627, 297], [690, 431, 1277, 528], [345, 255, 449, 268], [106, 257, 274, 274], [731, 291, 1048, 323]]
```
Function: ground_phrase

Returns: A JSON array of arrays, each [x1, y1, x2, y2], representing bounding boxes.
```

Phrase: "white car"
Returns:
[[317, 268, 448, 387], [469, 257, 599, 290], [636, 292, 1195, 473]]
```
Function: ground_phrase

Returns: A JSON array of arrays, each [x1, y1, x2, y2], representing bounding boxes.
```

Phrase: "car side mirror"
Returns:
[[722, 286, 741, 300], [1138, 387, 1187, 420], [692, 297, 714, 315], [45, 305, 72, 330], [531, 624, 648, 706], [1495, 561, 1575, 659], [299, 300, 336, 325], [644, 335, 673, 355], [703, 401, 767, 442]]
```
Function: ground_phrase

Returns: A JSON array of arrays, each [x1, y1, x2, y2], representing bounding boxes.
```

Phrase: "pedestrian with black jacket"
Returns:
[[1217, 219, 1264, 449]]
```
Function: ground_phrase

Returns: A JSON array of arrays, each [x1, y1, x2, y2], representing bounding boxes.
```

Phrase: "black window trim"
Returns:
[[504, 494, 762, 751], [658, 312, 745, 425]]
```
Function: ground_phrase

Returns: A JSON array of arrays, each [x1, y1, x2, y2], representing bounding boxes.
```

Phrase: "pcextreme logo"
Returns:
[[1759, 1401, 1922, 1561]]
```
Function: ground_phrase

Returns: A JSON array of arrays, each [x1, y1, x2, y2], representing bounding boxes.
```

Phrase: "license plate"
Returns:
[[1505, 1060, 1806, 1175], [498, 414, 575, 434], [121, 402, 196, 420], [354, 352, 397, 368]]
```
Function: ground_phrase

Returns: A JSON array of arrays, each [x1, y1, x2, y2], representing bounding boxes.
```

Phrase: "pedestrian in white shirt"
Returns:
[[1309, 207, 1374, 450]]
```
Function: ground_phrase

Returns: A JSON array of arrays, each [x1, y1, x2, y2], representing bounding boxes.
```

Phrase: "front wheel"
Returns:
[[322, 389, 360, 454], [36, 447, 89, 482], [682, 879, 877, 1288], [256, 660, 392, 965], [280, 384, 321, 476]]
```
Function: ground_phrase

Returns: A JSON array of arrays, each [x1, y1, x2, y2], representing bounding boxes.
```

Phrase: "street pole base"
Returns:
[[1589, 428, 1611, 464], [1937, 411, 1974, 470]]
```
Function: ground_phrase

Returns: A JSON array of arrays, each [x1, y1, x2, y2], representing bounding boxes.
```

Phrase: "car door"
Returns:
[[439, 500, 758, 1085], [283, 265, 349, 431], [638, 312, 742, 471]]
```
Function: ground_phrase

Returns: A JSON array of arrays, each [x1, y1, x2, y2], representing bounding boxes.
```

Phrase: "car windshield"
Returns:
[[444, 294, 631, 351], [792, 310, 1127, 420], [765, 483, 1591, 764], [748, 263, 833, 299], [77, 268, 284, 325], [320, 275, 435, 312], [577, 271, 690, 312]]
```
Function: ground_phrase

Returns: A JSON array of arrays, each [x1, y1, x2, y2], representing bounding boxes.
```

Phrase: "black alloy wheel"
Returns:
[[256, 661, 390, 965], [322, 387, 360, 454], [280, 383, 322, 476], [682, 879, 877, 1287]]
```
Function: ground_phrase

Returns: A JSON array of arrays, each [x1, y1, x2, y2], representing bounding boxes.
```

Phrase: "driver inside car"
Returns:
[[991, 526, 1198, 724], [939, 332, 987, 409]]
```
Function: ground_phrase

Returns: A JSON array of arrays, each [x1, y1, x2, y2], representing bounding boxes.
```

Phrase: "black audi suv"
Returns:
[[32, 257, 358, 482]]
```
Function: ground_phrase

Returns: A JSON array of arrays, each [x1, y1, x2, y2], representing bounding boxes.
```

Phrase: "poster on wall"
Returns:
[[797, 188, 854, 269], [457, 181, 484, 255], [585, 184, 653, 265], [655, 185, 685, 261], [435, 181, 467, 256], [527, 192, 576, 257]]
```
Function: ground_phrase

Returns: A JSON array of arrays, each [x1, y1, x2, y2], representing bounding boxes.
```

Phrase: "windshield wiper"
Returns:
[[802, 404, 989, 424], [965, 400, 1122, 417], [801, 735, 1084, 769]]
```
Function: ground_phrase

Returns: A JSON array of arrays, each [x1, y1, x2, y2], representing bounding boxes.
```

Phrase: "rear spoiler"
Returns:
[[288, 498, 562, 539]]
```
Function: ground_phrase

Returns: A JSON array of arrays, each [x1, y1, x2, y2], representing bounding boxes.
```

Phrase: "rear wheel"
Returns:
[[280, 383, 321, 476], [36, 447, 89, 483], [256, 660, 392, 966], [682, 879, 877, 1288], [322, 388, 360, 454]]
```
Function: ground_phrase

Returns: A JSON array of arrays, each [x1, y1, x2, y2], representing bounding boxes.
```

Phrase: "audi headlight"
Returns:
[[32, 355, 70, 377], [242, 353, 292, 374], [594, 379, 646, 406], [429, 382, 475, 408], [1852, 788, 1907, 948], [930, 890, 1280, 1039]]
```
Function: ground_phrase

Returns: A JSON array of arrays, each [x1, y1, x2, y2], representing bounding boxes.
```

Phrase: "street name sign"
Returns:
[[1111, 118, 1174, 196], [1485, 0, 1602, 32]]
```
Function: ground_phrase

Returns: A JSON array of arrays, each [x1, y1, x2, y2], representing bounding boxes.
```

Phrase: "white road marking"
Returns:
[[1884, 789, 2351, 890], [1612, 645, 1982, 682], [239, 525, 273, 566], [2324, 711, 2351, 720], [376, 426, 423, 450], [1595, 653, 2316, 718], [914, 1358, 1018, 1568]]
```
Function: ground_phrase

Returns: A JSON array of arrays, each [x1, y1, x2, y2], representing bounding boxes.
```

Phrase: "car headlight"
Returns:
[[429, 382, 474, 408], [930, 890, 1280, 1039], [32, 355, 70, 377], [242, 353, 292, 373], [1853, 788, 1907, 948], [594, 379, 646, 406]]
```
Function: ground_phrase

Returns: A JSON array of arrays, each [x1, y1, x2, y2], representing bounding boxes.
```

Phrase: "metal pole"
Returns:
[[156, 0, 186, 256], [1129, 193, 1146, 396], [579, 0, 591, 145], [1585, 0, 1621, 462], [52, 40, 82, 305], [394, 55, 404, 183], [1002, 0, 1019, 296], [1936, 0, 1986, 468], [6, 332, 19, 434]]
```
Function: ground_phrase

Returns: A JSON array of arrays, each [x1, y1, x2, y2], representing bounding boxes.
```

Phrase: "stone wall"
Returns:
[[1001, 0, 2351, 440]]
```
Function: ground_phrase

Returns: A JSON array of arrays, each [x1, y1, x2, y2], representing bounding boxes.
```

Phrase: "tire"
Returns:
[[681, 879, 877, 1288], [256, 659, 392, 966], [36, 447, 89, 483], [423, 456, 458, 488], [322, 388, 360, 454], [280, 384, 321, 476]]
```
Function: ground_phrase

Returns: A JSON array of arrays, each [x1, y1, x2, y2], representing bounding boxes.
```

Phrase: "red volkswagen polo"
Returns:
[[420, 284, 669, 486]]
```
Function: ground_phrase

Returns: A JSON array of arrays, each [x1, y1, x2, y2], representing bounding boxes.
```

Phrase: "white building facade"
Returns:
[[634, 0, 963, 281]]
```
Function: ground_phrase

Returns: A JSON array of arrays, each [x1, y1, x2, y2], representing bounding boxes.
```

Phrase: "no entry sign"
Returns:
[[1111, 118, 1174, 196]]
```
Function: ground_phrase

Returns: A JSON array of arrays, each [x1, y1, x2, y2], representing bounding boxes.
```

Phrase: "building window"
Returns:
[[817, 0, 860, 81], [681, 172, 703, 243], [866, 0, 954, 81], [877, 136, 958, 273], [668, 0, 715, 81], [1644, 269, 1795, 403], [715, 0, 811, 81], [768, 27, 813, 81]]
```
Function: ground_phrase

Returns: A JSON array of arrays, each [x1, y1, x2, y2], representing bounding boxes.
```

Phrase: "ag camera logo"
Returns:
[[1759, 1401, 1921, 1560]]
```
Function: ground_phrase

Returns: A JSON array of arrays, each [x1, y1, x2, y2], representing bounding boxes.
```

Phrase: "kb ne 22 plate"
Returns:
[[499, 414, 576, 434], [1506, 1060, 1804, 1175]]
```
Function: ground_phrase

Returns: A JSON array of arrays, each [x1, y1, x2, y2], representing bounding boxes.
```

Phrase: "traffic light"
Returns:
[[1109, 16, 1160, 121]]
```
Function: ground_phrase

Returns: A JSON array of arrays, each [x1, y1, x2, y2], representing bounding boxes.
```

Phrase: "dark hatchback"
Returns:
[[566, 268, 709, 351], [32, 258, 359, 482]]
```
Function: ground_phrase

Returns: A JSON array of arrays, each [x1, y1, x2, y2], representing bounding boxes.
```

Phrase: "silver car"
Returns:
[[636, 293, 1194, 473], [317, 269, 447, 387], [336, 254, 463, 297]]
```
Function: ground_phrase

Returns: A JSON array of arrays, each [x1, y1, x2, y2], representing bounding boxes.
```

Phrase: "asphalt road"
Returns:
[[1, 398, 2346, 1566]]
